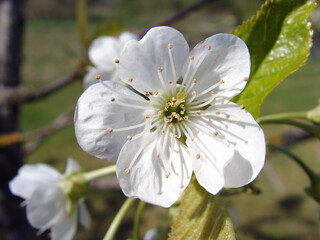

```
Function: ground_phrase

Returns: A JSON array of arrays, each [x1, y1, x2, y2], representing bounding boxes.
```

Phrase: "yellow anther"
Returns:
[[216, 111, 220, 115], [196, 153, 200, 159], [164, 107, 168, 111], [211, 91, 215, 95], [128, 77, 133, 82], [220, 79, 225, 84], [183, 116, 188, 121], [168, 80, 173, 84], [125, 168, 130, 174], [192, 91, 196, 96], [114, 59, 120, 63], [213, 132, 218, 137], [168, 43, 173, 49], [95, 75, 101, 80], [107, 128, 113, 133], [145, 115, 150, 119], [192, 79, 197, 83], [206, 45, 212, 50], [169, 124, 174, 129], [127, 135, 132, 140], [196, 111, 201, 115], [158, 67, 163, 72], [180, 111, 185, 115], [240, 105, 246, 110], [156, 153, 160, 158], [110, 97, 115, 102], [189, 56, 194, 60]]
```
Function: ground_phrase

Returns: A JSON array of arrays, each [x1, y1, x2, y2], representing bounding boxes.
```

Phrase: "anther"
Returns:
[[165, 118, 170, 123], [172, 97, 176, 102], [191, 137, 194, 142], [171, 112, 176, 117], [169, 124, 174, 129], [180, 111, 185, 115], [206, 45, 212, 50], [179, 104, 184, 109], [128, 77, 133, 82], [174, 135, 178, 139], [145, 115, 150, 119], [196, 111, 201, 115], [244, 77, 249, 82], [164, 107, 168, 111], [240, 105, 246, 110], [220, 79, 225, 84], [196, 154, 200, 159], [192, 79, 197, 83], [157, 67, 163, 72], [110, 97, 115, 102], [156, 153, 160, 158], [192, 91, 196, 96], [183, 116, 188, 121], [145, 92, 150, 97], [161, 130, 165, 134], [114, 59, 120, 63], [211, 91, 215, 95], [158, 111, 163, 115], [216, 111, 220, 115], [127, 135, 132, 140], [168, 80, 173, 84], [189, 56, 194, 60], [165, 173, 170, 178], [107, 128, 113, 133], [153, 91, 158, 95], [213, 132, 218, 137], [95, 75, 101, 80], [168, 43, 173, 49], [125, 168, 130, 174]]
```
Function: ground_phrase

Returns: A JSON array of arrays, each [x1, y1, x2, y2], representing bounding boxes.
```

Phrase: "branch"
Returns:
[[138, 0, 216, 38], [0, 71, 81, 106]]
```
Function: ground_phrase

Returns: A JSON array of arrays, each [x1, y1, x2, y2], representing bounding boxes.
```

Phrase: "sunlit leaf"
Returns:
[[233, 0, 316, 119], [169, 179, 235, 240]]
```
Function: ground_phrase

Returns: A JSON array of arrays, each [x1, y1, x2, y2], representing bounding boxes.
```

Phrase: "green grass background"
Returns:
[[20, 2, 320, 239]]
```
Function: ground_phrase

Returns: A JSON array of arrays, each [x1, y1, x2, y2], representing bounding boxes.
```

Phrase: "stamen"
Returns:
[[95, 75, 101, 80], [168, 44, 177, 87], [213, 132, 218, 137], [244, 76, 249, 82], [196, 153, 201, 159], [216, 111, 220, 115], [240, 105, 245, 109], [165, 173, 170, 178], [220, 79, 225, 84], [114, 59, 120, 63], [110, 97, 115, 102], [127, 135, 132, 140], [145, 115, 150, 119], [206, 45, 212, 50], [168, 43, 173, 49], [112, 122, 146, 132], [128, 77, 133, 82], [107, 128, 113, 133], [125, 168, 130, 174], [168, 80, 173, 84], [156, 153, 160, 158]]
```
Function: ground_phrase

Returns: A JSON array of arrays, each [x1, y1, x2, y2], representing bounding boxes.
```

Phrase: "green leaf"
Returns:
[[232, 0, 316, 119], [169, 179, 235, 240]]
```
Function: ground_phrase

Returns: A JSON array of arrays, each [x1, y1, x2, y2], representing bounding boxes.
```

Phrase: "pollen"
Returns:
[[179, 104, 184, 109], [189, 55, 194, 60], [168, 43, 173, 49], [220, 79, 225, 84], [157, 67, 163, 72], [107, 128, 113, 133], [125, 168, 130, 174], [213, 132, 218, 137], [240, 105, 246, 110], [128, 77, 133, 82], [95, 75, 101, 80], [114, 59, 120, 63], [206, 45, 212, 50], [165, 118, 170, 123], [196, 153, 200, 159], [127, 135, 132, 140], [110, 97, 115, 102]]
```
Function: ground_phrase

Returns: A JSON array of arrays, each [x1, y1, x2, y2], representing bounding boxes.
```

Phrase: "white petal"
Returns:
[[116, 133, 192, 208], [78, 202, 91, 229], [74, 81, 148, 161], [9, 164, 61, 199], [183, 33, 250, 99], [51, 210, 77, 240], [118, 26, 189, 92], [83, 67, 117, 89], [211, 101, 265, 188], [26, 185, 66, 229], [187, 128, 234, 195], [119, 31, 138, 44], [65, 157, 80, 174], [88, 36, 122, 69]]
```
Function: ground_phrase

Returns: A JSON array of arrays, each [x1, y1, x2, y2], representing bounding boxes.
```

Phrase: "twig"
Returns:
[[0, 71, 81, 106], [138, 0, 215, 38]]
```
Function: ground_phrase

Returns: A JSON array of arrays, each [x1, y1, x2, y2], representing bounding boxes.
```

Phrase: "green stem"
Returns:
[[257, 111, 307, 124], [103, 198, 136, 240], [83, 165, 116, 182], [267, 143, 318, 185], [133, 201, 147, 240]]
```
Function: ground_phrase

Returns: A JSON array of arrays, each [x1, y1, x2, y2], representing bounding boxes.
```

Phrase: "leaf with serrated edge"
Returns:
[[233, 0, 316, 119], [169, 179, 235, 240]]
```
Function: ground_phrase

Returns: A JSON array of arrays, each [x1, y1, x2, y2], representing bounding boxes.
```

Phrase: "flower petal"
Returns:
[[83, 67, 116, 89], [78, 202, 91, 229], [51, 210, 77, 240], [116, 133, 192, 208], [183, 33, 250, 99], [212, 101, 265, 188], [118, 26, 189, 92], [88, 36, 123, 69], [65, 157, 80, 174], [26, 185, 65, 229], [9, 164, 61, 199], [186, 127, 234, 195], [74, 81, 148, 161], [119, 31, 138, 44]]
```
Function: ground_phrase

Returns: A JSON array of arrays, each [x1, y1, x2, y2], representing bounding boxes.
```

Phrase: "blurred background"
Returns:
[[1, 0, 320, 239]]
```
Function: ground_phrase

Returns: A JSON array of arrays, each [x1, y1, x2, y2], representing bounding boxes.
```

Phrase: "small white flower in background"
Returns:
[[84, 31, 138, 89], [75, 26, 266, 207], [9, 157, 90, 240]]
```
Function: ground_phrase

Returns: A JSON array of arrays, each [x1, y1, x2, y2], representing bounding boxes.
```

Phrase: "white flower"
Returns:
[[84, 32, 138, 89], [74, 26, 266, 207], [9, 158, 90, 240]]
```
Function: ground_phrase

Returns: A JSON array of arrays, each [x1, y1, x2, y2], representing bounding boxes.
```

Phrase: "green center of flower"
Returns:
[[163, 91, 188, 123]]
